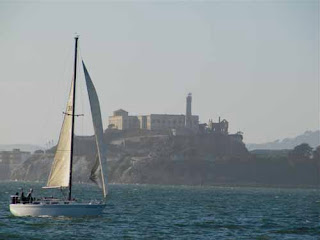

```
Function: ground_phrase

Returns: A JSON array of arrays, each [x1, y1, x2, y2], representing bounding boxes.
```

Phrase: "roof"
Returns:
[[114, 109, 128, 113]]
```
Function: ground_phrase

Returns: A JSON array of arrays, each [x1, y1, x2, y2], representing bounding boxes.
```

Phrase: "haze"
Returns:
[[0, 1, 318, 146]]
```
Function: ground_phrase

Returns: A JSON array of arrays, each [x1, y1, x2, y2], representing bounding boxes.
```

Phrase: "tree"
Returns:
[[289, 143, 313, 162], [313, 146, 320, 186], [34, 149, 44, 154], [313, 146, 320, 161]]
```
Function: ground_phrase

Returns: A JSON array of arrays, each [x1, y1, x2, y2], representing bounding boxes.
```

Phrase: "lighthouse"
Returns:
[[185, 93, 192, 128]]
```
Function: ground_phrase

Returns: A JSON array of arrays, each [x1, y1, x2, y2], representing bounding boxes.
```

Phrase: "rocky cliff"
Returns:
[[10, 131, 250, 185], [9, 130, 319, 187]]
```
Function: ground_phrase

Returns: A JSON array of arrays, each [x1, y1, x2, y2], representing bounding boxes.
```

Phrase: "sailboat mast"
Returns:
[[69, 35, 79, 201]]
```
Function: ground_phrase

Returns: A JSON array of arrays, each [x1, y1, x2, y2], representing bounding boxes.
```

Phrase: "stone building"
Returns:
[[109, 112, 199, 131], [108, 109, 140, 130], [145, 114, 198, 131], [208, 117, 229, 134], [108, 94, 199, 131]]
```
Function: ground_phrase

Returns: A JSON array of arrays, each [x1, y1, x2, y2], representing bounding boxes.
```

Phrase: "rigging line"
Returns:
[[39, 43, 73, 147], [78, 44, 85, 137], [78, 44, 93, 137], [78, 44, 83, 62]]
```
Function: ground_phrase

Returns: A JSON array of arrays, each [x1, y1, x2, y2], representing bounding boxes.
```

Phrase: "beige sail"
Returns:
[[46, 80, 74, 188], [82, 61, 108, 197]]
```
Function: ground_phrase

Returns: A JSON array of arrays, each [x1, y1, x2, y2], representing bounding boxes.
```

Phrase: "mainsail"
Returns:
[[46, 80, 74, 188], [82, 61, 108, 197]]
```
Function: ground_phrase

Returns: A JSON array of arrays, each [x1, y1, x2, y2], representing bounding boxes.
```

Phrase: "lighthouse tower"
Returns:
[[185, 93, 192, 128]]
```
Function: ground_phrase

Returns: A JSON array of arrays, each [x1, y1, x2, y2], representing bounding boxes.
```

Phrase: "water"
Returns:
[[0, 182, 319, 239]]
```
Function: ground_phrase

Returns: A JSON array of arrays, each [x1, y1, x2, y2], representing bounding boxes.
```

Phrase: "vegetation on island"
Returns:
[[7, 129, 320, 187]]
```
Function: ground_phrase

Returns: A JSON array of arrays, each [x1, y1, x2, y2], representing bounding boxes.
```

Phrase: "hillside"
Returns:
[[10, 131, 251, 185], [246, 130, 320, 150], [9, 130, 320, 187], [0, 144, 43, 153]]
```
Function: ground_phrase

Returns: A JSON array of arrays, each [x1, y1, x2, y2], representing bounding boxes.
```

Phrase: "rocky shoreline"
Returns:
[[6, 130, 320, 187]]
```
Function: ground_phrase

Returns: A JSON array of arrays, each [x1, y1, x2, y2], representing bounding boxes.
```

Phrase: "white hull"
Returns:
[[10, 203, 105, 217]]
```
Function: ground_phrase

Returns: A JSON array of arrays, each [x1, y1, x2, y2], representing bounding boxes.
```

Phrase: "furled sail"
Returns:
[[82, 61, 108, 197], [46, 80, 74, 188]]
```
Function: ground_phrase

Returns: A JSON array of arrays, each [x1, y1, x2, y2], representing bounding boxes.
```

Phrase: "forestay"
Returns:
[[82, 61, 108, 197], [46, 79, 74, 188]]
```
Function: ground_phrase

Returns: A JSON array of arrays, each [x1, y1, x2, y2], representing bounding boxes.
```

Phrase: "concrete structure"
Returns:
[[205, 118, 243, 141], [146, 114, 196, 131], [185, 93, 192, 129], [109, 112, 199, 131], [108, 109, 140, 130], [108, 94, 199, 132], [208, 117, 229, 134]]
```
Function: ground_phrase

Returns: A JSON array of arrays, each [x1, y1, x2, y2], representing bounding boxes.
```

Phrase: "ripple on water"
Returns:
[[0, 182, 319, 240], [273, 226, 320, 235]]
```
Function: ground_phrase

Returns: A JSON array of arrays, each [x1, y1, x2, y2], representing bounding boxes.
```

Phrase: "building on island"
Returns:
[[107, 93, 243, 140], [208, 117, 229, 135], [206, 117, 243, 141], [108, 94, 199, 131], [109, 112, 199, 131], [185, 93, 193, 129], [108, 109, 140, 130]]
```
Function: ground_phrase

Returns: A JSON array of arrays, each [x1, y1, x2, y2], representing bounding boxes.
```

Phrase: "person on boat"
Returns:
[[15, 192, 19, 204], [11, 192, 19, 204], [20, 189, 25, 202], [26, 188, 33, 203]]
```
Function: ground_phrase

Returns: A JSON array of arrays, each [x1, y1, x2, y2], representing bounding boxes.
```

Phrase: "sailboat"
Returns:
[[9, 35, 108, 217]]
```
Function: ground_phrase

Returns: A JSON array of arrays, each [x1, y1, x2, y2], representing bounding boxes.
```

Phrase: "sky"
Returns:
[[0, 0, 319, 146]]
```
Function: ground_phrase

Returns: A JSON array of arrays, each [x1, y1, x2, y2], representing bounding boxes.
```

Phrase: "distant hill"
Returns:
[[246, 130, 320, 151], [0, 144, 44, 153]]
